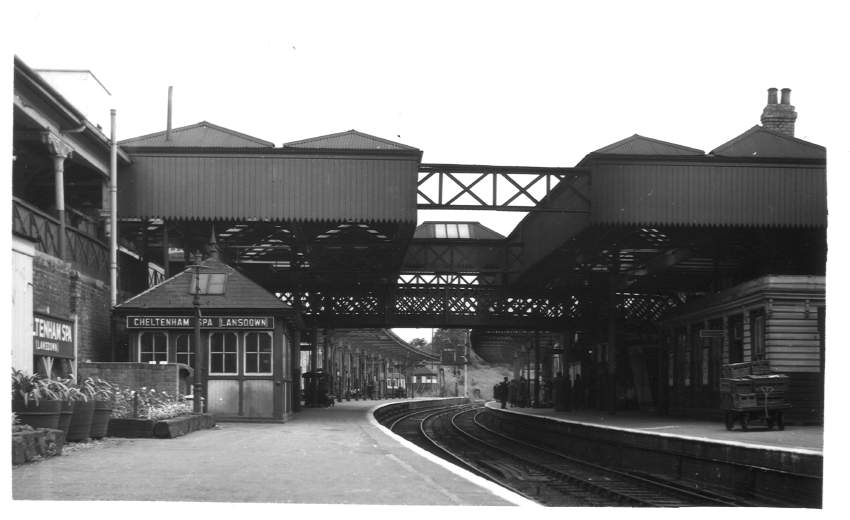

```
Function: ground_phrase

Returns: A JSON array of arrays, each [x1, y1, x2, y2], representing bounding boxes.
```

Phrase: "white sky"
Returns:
[[4, 1, 849, 511]]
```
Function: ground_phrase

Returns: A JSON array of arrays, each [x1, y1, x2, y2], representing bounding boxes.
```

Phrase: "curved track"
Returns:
[[386, 403, 749, 507]]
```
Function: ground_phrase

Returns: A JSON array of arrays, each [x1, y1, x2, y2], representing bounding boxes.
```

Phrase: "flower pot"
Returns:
[[57, 400, 74, 436], [67, 400, 95, 442], [12, 398, 63, 430], [89, 400, 112, 439]]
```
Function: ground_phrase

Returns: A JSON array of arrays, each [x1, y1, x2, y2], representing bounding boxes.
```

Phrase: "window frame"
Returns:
[[139, 331, 169, 364], [175, 334, 195, 369], [209, 331, 239, 375], [243, 331, 274, 376], [751, 311, 766, 361]]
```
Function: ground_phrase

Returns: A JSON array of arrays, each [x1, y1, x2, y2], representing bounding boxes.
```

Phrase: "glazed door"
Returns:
[[206, 331, 277, 418]]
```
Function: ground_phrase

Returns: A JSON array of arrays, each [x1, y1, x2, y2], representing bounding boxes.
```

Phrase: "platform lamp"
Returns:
[[187, 262, 228, 413]]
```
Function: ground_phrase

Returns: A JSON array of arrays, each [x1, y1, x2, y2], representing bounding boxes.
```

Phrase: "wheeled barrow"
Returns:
[[723, 400, 790, 431]]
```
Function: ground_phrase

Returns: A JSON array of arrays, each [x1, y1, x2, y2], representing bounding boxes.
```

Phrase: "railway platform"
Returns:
[[482, 400, 824, 508], [484, 401, 823, 453], [12, 398, 534, 507]]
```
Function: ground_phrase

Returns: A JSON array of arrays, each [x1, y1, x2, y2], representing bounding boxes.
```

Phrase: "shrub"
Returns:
[[111, 387, 191, 420], [11, 369, 63, 405]]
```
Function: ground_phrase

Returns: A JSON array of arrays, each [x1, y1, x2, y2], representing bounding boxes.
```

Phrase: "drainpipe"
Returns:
[[109, 109, 118, 306]]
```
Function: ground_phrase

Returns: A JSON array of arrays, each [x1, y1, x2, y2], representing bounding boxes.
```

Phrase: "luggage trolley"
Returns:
[[720, 362, 790, 431]]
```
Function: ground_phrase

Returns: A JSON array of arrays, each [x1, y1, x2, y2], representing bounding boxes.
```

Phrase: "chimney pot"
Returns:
[[761, 87, 797, 137], [767, 87, 778, 104]]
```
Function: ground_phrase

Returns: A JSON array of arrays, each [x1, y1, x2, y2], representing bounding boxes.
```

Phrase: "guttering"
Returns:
[[110, 109, 118, 307], [14, 56, 132, 164]]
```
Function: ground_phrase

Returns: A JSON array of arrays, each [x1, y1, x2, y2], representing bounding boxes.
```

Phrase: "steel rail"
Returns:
[[466, 408, 742, 507]]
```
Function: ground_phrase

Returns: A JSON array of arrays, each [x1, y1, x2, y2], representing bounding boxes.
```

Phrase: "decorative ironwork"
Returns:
[[13, 198, 108, 280], [417, 163, 590, 211], [277, 285, 584, 328]]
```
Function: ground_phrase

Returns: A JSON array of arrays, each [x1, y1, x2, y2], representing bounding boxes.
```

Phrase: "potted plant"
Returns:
[[46, 377, 76, 437], [67, 378, 95, 442], [88, 378, 116, 439], [11, 369, 63, 430]]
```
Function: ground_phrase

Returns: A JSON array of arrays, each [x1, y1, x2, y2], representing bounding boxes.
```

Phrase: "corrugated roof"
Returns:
[[333, 329, 438, 361], [591, 134, 705, 156], [116, 258, 291, 311], [283, 129, 419, 151], [118, 153, 419, 223], [119, 121, 275, 148], [413, 221, 505, 240], [710, 126, 826, 159], [591, 160, 826, 228]]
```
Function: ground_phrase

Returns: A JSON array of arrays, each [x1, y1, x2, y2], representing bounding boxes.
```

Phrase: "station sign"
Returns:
[[33, 313, 75, 359], [699, 329, 725, 338], [126, 315, 274, 330]]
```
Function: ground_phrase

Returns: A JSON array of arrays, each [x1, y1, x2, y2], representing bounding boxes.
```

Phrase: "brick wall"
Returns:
[[32, 252, 112, 363], [78, 362, 184, 396]]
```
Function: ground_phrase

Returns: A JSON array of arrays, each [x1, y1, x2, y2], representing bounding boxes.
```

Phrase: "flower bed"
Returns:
[[108, 387, 213, 438]]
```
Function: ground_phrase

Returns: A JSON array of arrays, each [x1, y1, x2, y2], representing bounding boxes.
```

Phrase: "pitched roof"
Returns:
[[283, 129, 419, 151], [414, 221, 505, 240], [591, 134, 705, 156], [413, 366, 437, 376], [116, 258, 291, 311], [119, 121, 275, 148], [710, 125, 825, 159]]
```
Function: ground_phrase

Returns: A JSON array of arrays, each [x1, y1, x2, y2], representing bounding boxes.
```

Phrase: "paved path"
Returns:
[[13, 399, 532, 505]]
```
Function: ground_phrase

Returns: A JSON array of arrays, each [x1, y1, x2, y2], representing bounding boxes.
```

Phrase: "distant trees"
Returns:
[[409, 337, 428, 350]]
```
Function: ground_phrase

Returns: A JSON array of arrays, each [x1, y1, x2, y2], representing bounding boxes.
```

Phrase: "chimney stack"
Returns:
[[761, 87, 797, 137], [166, 86, 173, 141]]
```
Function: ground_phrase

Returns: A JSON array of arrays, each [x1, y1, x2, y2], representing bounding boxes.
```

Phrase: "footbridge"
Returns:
[[116, 124, 825, 334]]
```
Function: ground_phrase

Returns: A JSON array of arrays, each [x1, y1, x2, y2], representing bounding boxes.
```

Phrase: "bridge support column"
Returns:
[[292, 328, 301, 412], [533, 331, 541, 407]]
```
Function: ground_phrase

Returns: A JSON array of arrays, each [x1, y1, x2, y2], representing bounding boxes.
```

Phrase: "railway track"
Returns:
[[385, 403, 750, 507]]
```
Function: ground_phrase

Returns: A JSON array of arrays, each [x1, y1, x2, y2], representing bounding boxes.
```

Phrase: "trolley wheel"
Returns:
[[777, 412, 785, 431], [766, 416, 775, 430], [725, 412, 736, 431], [740, 413, 749, 431]]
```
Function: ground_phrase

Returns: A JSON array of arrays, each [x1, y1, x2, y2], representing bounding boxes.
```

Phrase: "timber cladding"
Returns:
[[662, 275, 825, 424]]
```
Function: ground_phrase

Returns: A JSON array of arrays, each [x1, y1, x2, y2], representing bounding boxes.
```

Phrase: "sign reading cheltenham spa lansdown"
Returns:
[[126, 315, 275, 330], [33, 312, 75, 359]]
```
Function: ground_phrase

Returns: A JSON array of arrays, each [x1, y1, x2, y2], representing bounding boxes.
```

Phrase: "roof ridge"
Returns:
[[710, 125, 826, 156], [282, 129, 419, 150], [119, 121, 275, 147], [592, 134, 704, 155]]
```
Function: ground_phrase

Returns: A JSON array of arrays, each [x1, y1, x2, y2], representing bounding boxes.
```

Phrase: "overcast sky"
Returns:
[[7, 2, 848, 330]]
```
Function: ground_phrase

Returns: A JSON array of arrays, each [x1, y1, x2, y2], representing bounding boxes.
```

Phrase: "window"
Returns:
[[139, 332, 168, 363], [175, 334, 195, 368], [433, 223, 471, 239], [244, 332, 273, 374], [667, 351, 675, 387], [209, 332, 238, 374], [751, 312, 765, 361], [728, 314, 744, 363]]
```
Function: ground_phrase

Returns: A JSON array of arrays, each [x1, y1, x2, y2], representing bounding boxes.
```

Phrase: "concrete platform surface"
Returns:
[[13, 399, 534, 506], [486, 402, 823, 454]]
